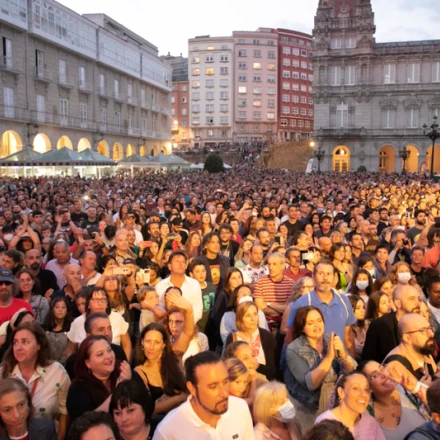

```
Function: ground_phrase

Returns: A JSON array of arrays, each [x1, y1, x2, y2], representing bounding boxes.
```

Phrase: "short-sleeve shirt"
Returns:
[[0, 298, 34, 325], [254, 275, 295, 305], [287, 290, 356, 340]]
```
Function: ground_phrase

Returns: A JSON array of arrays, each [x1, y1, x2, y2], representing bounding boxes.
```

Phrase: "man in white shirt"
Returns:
[[156, 250, 203, 324], [153, 352, 255, 440], [427, 277, 440, 324], [239, 244, 268, 284]]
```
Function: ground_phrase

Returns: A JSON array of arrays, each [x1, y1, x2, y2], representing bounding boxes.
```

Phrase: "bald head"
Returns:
[[25, 249, 42, 270], [393, 285, 421, 316], [398, 313, 429, 337], [318, 237, 332, 254], [63, 263, 82, 285]]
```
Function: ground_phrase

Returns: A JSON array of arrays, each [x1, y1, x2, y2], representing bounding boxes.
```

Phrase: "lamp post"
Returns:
[[422, 115, 440, 179], [399, 146, 411, 174], [313, 146, 325, 173]]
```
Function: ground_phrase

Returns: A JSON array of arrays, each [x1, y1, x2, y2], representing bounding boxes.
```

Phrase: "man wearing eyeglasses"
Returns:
[[384, 313, 437, 384], [0, 269, 33, 325]]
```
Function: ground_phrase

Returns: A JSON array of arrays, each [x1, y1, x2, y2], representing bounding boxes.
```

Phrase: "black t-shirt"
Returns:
[[36, 269, 59, 295], [206, 255, 221, 286], [219, 240, 239, 266], [71, 212, 87, 224], [281, 219, 305, 237]]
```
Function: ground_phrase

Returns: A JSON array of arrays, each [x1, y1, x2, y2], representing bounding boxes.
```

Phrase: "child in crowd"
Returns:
[[136, 286, 166, 332]]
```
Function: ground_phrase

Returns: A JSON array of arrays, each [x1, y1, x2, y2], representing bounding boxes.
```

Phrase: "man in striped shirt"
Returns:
[[254, 252, 294, 319]]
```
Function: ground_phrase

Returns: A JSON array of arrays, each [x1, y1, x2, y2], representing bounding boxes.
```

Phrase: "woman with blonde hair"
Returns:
[[234, 239, 253, 269], [253, 381, 301, 440]]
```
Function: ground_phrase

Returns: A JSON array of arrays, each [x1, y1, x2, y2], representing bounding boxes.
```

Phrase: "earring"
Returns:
[[338, 397, 342, 403], [141, 344, 144, 349]]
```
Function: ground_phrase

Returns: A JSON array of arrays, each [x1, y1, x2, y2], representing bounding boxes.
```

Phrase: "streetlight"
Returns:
[[423, 115, 440, 179], [313, 146, 325, 173], [399, 146, 411, 174]]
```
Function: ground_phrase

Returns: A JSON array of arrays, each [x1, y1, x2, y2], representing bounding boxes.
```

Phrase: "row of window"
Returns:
[[282, 59, 312, 69], [330, 37, 357, 50], [238, 86, 276, 95], [190, 92, 229, 100], [238, 74, 276, 83], [238, 99, 276, 108], [192, 79, 229, 88], [237, 39, 275, 46], [280, 119, 310, 128], [381, 108, 434, 129], [192, 55, 230, 63], [237, 62, 276, 70], [191, 104, 230, 113], [280, 36, 312, 47], [192, 67, 230, 76], [237, 50, 276, 59], [282, 83, 313, 93], [282, 71, 314, 81], [281, 47, 310, 57], [191, 112, 275, 125], [282, 95, 313, 104], [281, 107, 314, 116]]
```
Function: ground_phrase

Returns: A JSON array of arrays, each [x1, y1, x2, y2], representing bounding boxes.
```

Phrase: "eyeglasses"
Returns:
[[0, 281, 12, 287], [91, 298, 108, 304], [405, 326, 435, 336]]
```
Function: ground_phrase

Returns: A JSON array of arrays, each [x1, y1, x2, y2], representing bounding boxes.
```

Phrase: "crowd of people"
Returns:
[[0, 152, 438, 439]]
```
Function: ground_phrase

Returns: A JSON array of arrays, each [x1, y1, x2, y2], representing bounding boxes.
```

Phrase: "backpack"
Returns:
[[403, 425, 440, 440]]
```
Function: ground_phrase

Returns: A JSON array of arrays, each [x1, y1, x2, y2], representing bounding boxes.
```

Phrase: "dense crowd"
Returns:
[[0, 153, 438, 440]]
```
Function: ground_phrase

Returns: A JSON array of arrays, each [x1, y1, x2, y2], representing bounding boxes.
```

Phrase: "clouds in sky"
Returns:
[[58, 0, 440, 56]]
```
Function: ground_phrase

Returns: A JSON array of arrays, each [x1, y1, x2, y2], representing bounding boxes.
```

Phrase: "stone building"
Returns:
[[0, 0, 172, 161], [312, 0, 440, 173]]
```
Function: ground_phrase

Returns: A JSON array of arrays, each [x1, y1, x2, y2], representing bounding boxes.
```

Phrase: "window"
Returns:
[[206, 55, 214, 62], [99, 107, 106, 128], [239, 50, 247, 57], [192, 80, 200, 88], [301, 50, 307, 57], [290, 119, 296, 127], [220, 104, 228, 112], [298, 120, 304, 127], [268, 64, 275, 71], [192, 57, 200, 63], [253, 39, 260, 45], [192, 116, 200, 125], [283, 70, 290, 78], [192, 92, 200, 100], [254, 124, 259, 132], [254, 50, 261, 57], [114, 79, 120, 98], [205, 104, 214, 113], [281, 119, 287, 127], [292, 59, 299, 68], [292, 107, 299, 115], [253, 63, 261, 70], [182, 97, 187, 103], [300, 96, 307, 104], [182, 85, 187, 91], [115, 111, 121, 131], [2, 37, 12, 68], [336, 101, 348, 128], [59, 59, 66, 84], [253, 74, 261, 81], [253, 100, 261, 107], [182, 120, 187, 127], [282, 106, 290, 114], [181, 108, 187, 115], [238, 99, 247, 107], [205, 68, 214, 75], [407, 63, 420, 83], [384, 63, 396, 84], [292, 95, 299, 103], [60, 98, 68, 125], [171, 108, 175, 115], [308, 109, 313, 117], [36, 49, 44, 78], [238, 39, 245, 44], [382, 109, 395, 129], [36, 94, 45, 122], [282, 82, 290, 90], [309, 98, 313, 105], [220, 67, 229, 75], [267, 112, 275, 120], [220, 116, 228, 124], [80, 103, 87, 126], [192, 105, 200, 113], [238, 111, 246, 119], [182, 131, 187, 139], [292, 48, 299, 56], [407, 108, 418, 128], [305, 121, 310, 128], [282, 47, 290, 55], [268, 99, 275, 108], [331, 66, 342, 86], [239, 62, 247, 69], [292, 83, 299, 91], [308, 74, 314, 82], [281, 37, 288, 42], [268, 75, 275, 83], [206, 116, 214, 124], [253, 87, 261, 94], [127, 84, 133, 102], [220, 55, 229, 62], [268, 40, 274, 46], [283, 58, 291, 67], [206, 92, 214, 100], [268, 88, 275, 95], [239, 74, 247, 81], [208, 129, 214, 137], [192, 69, 200, 76], [282, 95, 290, 102], [345, 66, 355, 86], [331, 38, 342, 49], [207, 46, 214, 51], [253, 111, 261, 119], [300, 108, 307, 115], [206, 79, 214, 87], [268, 51, 276, 59], [433, 62, 440, 82], [346, 37, 356, 48], [292, 72, 299, 79], [238, 86, 247, 94], [220, 91, 228, 99], [301, 61, 308, 69], [301, 73, 307, 80], [79, 66, 86, 89], [220, 79, 229, 87]]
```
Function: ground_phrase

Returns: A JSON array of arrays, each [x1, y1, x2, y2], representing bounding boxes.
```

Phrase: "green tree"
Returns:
[[204, 153, 224, 173], [357, 165, 367, 172]]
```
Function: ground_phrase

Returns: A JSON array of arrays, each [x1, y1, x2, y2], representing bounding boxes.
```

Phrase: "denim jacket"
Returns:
[[284, 334, 351, 409]]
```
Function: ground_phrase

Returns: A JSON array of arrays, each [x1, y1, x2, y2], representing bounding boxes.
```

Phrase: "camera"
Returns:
[[403, 239, 409, 246]]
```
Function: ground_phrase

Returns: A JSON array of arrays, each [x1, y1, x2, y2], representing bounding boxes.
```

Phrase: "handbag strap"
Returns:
[[30, 378, 39, 399]]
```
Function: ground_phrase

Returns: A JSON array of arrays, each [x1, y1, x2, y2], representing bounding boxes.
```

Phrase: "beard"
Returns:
[[0, 291, 11, 302], [415, 339, 436, 356], [30, 263, 40, 270], [195, 389, 228, 415]]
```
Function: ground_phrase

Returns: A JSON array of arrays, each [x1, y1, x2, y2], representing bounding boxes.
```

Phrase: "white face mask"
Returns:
[[3, 234, 13, 242], [356, 280, 369, 291], [273, 400, 296, 423], [366, 268, 375, 278], [397, 272, 411, 284]]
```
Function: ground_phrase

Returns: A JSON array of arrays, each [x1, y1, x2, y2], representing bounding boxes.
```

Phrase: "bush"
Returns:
[[357, 165, 367, 172], [204, 153, 224, 173]]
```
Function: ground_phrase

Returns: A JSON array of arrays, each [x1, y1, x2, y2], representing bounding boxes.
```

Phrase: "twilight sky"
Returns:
[[59, 0, 439, 57]]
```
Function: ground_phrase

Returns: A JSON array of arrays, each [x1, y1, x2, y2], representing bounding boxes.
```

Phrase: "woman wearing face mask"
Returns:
[[253, 381, 301, 440], [389, 262, 423, 295], [357, 257, 376, 282], [348, 295, 369, 362], [348, 269, 374, 305], [315, 373, 386, 440]]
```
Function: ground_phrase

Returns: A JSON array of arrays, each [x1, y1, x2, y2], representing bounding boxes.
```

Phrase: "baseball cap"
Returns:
[[123, 258, 137, 266], [0, 269, 14, 284]]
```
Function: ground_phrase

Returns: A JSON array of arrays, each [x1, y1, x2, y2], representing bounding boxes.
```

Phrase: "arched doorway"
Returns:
[[126, 144, 135, 157], [97, 140, 110, 157], [152, 145, 159, 156], [332, 146, 350, 172], [379, 145, 396, 173], [113, 142, 123, 161], [78, 138, 91, 152], [139, 145, 146, 156], [33, 133, 51, 154], [404, 145, 419, 173], [56, 136, 73, 150], [426, 145, 440, 174], [161, 146, 167, 154], [0, 130, 22, 157]]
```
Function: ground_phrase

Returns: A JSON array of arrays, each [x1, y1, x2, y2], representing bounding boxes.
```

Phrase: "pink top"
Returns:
[[422, 247, 440, 268], [315, 410, 386, 440]]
